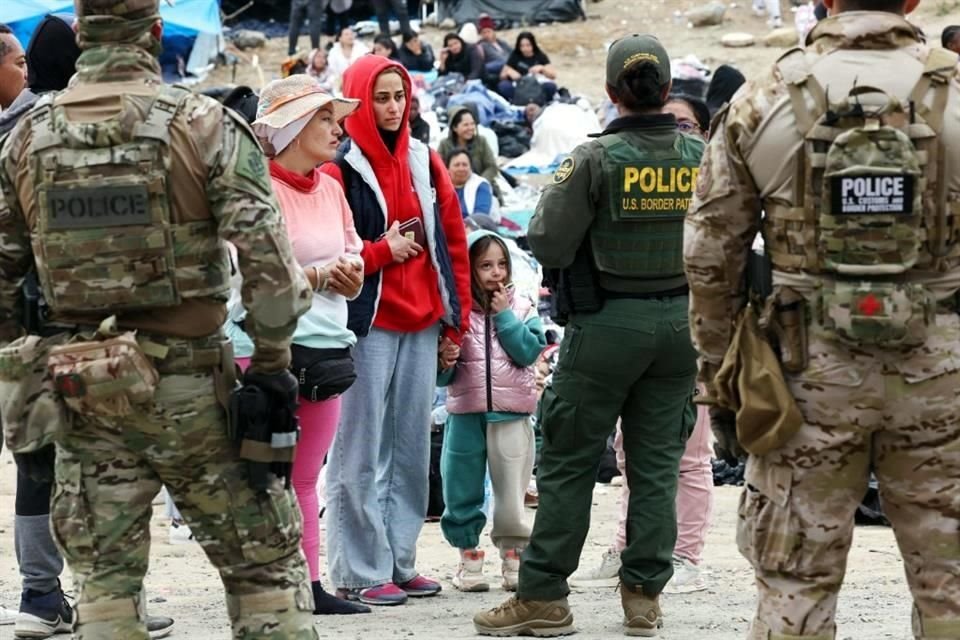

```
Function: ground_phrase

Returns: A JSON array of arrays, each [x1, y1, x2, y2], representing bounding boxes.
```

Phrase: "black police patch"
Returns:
[[830, 174, 914, 215], [46, 185, 151, 230]]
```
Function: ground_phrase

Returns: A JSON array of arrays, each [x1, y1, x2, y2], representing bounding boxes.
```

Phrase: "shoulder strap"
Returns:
[[134, 85, 192, 144], [29, 94, 58, 152], [775, 47, 827, 136], [907, 47, 959, 134]]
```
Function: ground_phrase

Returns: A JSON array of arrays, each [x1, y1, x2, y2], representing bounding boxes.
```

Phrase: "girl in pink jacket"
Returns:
[[437, 230, 546, 592]]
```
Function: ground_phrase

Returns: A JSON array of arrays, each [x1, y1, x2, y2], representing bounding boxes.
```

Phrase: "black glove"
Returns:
[[14, 444, 56, 484], [709, 406, 747, 465], [239, 369, 300, 490], [243, 369, 299, 406]]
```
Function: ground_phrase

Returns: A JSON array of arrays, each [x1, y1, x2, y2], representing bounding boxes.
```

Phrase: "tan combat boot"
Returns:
[[473, 596, 574, 637], [620, 584, 663, 637]]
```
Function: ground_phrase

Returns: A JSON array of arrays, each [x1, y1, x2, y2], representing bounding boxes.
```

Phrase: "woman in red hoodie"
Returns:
[[321, 55, 471, 606]]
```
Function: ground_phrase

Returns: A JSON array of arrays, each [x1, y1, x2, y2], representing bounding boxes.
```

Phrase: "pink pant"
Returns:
[[613, 402, 714, 564], [234, 356, 339, 581]]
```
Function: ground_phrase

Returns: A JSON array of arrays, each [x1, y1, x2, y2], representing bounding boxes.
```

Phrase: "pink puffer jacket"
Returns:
[[446, 294, 538, 415]]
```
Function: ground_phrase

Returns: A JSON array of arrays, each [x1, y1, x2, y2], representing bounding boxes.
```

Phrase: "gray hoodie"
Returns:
[[0, 88, 39, 137]]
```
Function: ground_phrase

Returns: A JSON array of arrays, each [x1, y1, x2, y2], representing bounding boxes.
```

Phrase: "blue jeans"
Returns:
[[326, 325, 440, 589]]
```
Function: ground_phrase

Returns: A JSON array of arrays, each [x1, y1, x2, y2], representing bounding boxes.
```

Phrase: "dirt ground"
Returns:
[[0, 447, 915, 640], [205, 0, 959, 106]]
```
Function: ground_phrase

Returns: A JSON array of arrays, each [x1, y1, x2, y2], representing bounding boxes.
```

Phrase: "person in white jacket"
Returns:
[[328, 26, 369, 76]]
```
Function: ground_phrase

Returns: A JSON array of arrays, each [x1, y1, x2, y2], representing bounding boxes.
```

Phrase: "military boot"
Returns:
[[474, 597, 574, 637], [620, 584, 663, 637]]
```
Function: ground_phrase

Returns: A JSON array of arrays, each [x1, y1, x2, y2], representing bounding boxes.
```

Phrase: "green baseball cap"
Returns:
[[606, 34, 671, 87]]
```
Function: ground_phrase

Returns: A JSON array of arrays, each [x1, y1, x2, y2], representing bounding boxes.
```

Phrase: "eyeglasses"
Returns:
[[676, 120, 702, 133]]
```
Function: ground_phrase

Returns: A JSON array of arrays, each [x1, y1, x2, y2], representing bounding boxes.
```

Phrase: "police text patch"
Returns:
[[830, 175, 914, 215], [616, 162, 699, 218], [46, 185, 151, 230]]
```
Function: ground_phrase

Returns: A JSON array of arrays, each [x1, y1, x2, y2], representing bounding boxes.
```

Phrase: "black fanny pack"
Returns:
[[289, 344, 356, 402]]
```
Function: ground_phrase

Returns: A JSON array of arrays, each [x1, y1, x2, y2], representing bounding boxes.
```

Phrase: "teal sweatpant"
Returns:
[[440, 413, 535, 551]]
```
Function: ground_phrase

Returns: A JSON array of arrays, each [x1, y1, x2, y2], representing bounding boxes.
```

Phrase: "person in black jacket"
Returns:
[[409, 95, 431, 144], [396, 30, 435, 72], [438, 33, 482, 80]]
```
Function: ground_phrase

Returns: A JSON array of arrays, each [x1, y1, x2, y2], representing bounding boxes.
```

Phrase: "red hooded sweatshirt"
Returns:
[[322, 55, 471, 343]]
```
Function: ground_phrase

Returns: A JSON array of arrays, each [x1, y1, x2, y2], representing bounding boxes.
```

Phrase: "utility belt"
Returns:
[[0, 316, 236, 454], [759, 274, 957, 374]]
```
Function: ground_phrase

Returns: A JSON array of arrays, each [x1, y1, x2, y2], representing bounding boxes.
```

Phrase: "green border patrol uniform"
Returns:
[[522, 34, 701, 611]]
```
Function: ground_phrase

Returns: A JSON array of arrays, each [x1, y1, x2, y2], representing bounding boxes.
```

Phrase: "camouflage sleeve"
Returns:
[[0, 128, 35, 344], [527, 142, 600, 269], [683, 99, 763, 399], [200, 103, 310, 373]]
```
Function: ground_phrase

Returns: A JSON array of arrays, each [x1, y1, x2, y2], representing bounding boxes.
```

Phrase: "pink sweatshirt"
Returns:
[[271, 166, 363, 348]]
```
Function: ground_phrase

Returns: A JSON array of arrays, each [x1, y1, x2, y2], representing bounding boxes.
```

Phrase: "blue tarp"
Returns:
[[2, 0, 221, 51]]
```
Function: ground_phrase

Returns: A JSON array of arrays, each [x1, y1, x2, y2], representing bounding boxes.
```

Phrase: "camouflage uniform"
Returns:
[[0, 1, 315, 638], [684, 12, 960, 640]]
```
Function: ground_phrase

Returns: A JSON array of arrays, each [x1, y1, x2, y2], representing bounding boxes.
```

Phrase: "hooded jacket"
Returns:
[[322, 55, 471, 343], [442, 231, 545, 416]]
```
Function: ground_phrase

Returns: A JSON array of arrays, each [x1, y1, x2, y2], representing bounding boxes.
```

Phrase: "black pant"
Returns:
[[323, 6, 352, 37], [16, 464, 53, 516], [288, 0, 325, 54], [372, 0, 411, 36]]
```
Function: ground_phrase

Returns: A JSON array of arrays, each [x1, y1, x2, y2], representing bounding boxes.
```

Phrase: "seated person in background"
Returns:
[[307, 47, 337, 92], [943, 26, 960, 54], [438, 32, 482, 80], [396, 30, 436, 72], [476, 15, 511, 87], [439, 106, 502, 204], [372, 34, 399, 59], [447, 148, 494, 218], [409, 95, 430, 144], [498, 32, 557, 103], [328, 26, 369, 76]]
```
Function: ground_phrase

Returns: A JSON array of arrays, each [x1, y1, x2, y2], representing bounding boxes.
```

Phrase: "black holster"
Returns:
[[545, 247, 604, 326], [228, 384, 299, 491]]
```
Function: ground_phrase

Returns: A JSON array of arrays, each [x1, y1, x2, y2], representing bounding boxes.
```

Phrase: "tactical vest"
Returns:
[[28, 85, 231, 314], [592, 131, 703, 293], [766, 46, 959, 346]]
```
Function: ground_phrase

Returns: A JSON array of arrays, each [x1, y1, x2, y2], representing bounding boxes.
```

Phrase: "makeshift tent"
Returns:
[[439, 0, 584, 25], [1, 0, 222, 80]]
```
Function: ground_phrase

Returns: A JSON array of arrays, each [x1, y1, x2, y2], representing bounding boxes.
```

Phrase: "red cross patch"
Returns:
[[55, 373, 87, 398], [856, 293, 884, 317]]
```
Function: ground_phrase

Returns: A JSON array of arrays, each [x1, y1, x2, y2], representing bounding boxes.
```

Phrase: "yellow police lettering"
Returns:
[[624, 167, 640, 192], [639, 167, 657, 192]]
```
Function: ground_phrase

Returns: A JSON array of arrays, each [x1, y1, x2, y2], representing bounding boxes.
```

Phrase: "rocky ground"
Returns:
[[0, 448, 916, 639]]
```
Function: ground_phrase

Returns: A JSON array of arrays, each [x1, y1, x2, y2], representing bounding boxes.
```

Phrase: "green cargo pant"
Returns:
[[51, 372, 317, 640], [517, 296, 697, 600]]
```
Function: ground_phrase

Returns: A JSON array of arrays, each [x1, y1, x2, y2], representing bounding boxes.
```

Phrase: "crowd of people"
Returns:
[[0, 0, 958, 639]]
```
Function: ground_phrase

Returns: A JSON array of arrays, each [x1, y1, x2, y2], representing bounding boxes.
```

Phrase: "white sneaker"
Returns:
[[168, 521, 194, 545], [453, 549, 489, 592], [0, 605, 15, 625], [752, 2, 766, 17], [500, 548, 522, 592], [570, 548, 622, 588], [663, 555, 707, 594], [768, 16, 783, 28]]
